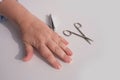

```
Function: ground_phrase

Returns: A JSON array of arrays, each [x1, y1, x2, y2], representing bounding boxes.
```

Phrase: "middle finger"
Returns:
[[46, 40, 72, 63]]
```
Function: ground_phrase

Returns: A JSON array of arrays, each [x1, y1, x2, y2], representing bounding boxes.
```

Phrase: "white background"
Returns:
[[0, 0, 120, 80]]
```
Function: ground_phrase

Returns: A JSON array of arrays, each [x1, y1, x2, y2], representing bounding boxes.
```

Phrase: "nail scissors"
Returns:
[[48, 14, 55, 31], [63, 23, 93, 44]]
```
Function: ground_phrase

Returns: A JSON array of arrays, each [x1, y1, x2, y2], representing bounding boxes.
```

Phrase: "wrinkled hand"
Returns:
[[19, 15, 73, 69]]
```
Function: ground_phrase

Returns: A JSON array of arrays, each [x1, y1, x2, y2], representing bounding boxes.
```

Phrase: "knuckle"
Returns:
[[37, 43, 44, 50], [23, 40, 30, 47], [59, 42, 66, 49], [54, 46, 60, 53], [52, 33, 59, 39], [45, 53, 53, 61]]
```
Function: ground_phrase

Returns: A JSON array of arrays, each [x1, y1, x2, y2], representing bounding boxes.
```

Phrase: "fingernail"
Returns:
[[65, 41, 69, 45], [23, 52, 33, 62], [57, 65, 62, 69], [66, 48, 73, 56], [54, 62, 62, 69], [62, 39, 69, 45], [65, 56, 72, 63]]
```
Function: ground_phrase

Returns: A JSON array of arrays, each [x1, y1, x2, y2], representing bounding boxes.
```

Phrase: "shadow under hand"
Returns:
[[1, 20, 25, 61], [1, 20, 55, 68]]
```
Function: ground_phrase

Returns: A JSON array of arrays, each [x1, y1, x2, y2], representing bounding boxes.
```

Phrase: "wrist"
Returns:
[[0, 0, 33, 27], [17, 11, 35, 29], [0, 0, 17, 13]]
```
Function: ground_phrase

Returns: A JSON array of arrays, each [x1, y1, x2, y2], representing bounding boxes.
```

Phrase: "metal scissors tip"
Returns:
[[49, 14, 55, 31]]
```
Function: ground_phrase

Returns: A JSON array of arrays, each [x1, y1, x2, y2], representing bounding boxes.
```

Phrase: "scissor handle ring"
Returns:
[[74, 23, 82, 28], [63, 30, 72, 36]]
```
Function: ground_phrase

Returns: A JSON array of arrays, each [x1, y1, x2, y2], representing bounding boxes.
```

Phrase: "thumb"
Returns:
[[23, 43, 34, 61]]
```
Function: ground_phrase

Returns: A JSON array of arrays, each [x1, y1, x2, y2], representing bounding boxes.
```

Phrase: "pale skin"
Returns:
[[0, 0, 73, 69]]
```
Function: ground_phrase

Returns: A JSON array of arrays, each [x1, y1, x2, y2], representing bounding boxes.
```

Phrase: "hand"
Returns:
[[0, 0, 73, 69], [20, 15, 73, 69]]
